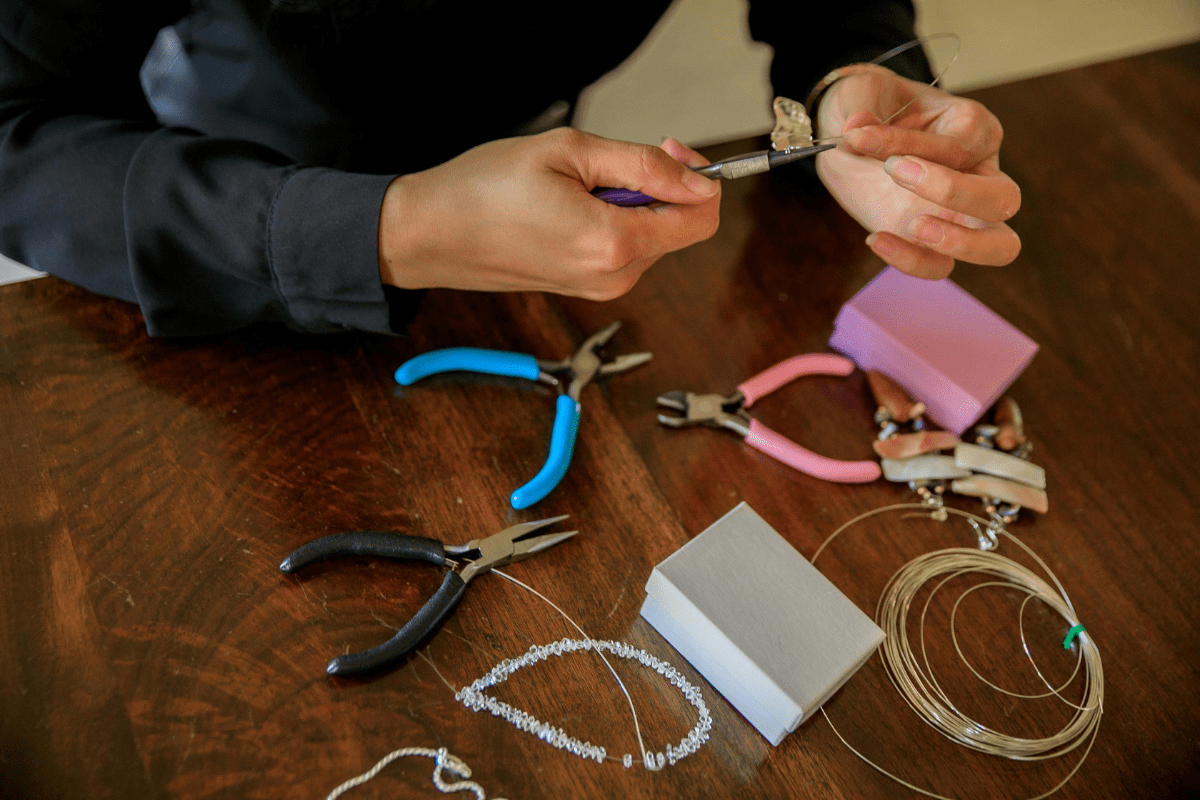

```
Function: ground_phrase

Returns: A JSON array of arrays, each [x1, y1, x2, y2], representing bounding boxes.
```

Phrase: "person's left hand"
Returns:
[[814, 66, 1021, 279]]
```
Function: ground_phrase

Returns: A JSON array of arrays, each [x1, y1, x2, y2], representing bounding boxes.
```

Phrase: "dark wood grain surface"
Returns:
[[2, 43, 1198, 800]]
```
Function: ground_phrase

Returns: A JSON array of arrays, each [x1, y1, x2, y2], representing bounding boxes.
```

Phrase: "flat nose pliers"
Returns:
[[656, 353, 882, 483], [279, 516, 576, 677], [395, 321, 651, 509]]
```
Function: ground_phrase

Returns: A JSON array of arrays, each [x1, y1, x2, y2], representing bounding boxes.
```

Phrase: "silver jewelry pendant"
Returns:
[[770, 96, 814, 151]]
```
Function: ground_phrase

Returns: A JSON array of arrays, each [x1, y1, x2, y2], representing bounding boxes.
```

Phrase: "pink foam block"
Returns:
[[828, 268, 1038, 435]]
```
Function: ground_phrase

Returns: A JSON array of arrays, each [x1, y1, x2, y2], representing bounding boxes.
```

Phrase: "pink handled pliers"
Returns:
[[655, 353, 882, 483]]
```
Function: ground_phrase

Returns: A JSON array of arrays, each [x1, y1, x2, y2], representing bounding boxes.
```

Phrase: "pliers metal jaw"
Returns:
[[395, 321, 650, 509], [537, 321, 653, 401], [655, 353, 882, 484], [656, 390, 752, 437], [280, 516, 576, 677]]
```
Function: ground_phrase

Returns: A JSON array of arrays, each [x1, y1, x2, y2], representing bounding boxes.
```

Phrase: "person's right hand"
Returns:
[[378, 129, 721, 300]]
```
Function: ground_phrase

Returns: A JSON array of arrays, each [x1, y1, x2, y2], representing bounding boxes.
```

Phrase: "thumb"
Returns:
[[843, 110, 883, 133], [574, 134, 719, 205]]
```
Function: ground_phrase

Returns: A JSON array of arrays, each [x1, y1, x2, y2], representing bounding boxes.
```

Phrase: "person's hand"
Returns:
[[378, 129, 720, 299], [814, 66, 1021, 279]]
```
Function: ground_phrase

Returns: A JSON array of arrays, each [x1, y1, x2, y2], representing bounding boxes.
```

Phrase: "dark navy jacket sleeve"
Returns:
[[0, 1, 398, 337], [0, 1, 927, 338]]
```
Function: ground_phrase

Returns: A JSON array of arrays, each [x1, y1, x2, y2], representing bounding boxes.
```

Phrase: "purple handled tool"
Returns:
[[592, 142, 836, 207]]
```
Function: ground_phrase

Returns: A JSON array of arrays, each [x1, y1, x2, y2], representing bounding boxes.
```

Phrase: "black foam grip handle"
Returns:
[[326, 571, 468, 676], [279, 531, 447, 573]]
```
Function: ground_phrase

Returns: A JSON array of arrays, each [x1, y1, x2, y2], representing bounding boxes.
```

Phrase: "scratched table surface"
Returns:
[[2, 43, 1198, 800]]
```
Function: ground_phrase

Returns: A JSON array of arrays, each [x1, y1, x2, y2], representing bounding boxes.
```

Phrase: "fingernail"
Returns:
[[865, 233, 897, 260], [845, 127, 883, 155], [912, 218, 944, 244], [885, 156, 924, 187], [683, 170, 719, 197]]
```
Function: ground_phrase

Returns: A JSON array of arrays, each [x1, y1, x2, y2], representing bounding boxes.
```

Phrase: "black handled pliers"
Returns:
[[279, 515, 576, 676]]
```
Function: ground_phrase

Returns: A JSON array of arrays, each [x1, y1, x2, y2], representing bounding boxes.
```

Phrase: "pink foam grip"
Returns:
[[745, 419, 882, 483], [737, 353, 855, 407]]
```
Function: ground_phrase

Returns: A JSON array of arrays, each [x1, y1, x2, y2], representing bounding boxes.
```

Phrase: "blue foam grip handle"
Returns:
[[395, 348, 540, 385], [510, 395, 580, 509], [591, 187, 658, 207]]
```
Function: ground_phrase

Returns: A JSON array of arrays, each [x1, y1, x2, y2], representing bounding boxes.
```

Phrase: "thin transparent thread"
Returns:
[[812, 33, 962, 146], [811, 503, 1104, 800], [489, 568, 649, 763]]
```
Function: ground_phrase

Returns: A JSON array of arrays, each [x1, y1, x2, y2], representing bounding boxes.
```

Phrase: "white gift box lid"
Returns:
[[640, 503, 884, 746]]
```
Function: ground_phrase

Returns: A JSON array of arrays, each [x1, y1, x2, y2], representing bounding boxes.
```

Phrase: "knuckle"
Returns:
[[924, 169, 963, 210], [580, 271, 640, 302], [543, 127, 587, 159], [637, 145, 666, 182], [579, 225, 633, 273]]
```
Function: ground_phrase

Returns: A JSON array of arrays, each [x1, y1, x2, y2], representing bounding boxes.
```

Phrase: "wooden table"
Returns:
[[2, 42, 1198, 800]]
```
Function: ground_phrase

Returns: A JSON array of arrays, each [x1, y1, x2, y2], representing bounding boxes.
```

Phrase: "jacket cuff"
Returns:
[[268, 166, 418, 334]]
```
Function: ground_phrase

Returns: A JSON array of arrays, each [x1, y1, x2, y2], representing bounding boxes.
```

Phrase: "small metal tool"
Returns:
[[395, 321, 651, 509], [280, 516, 577, 677], [656, 353, 881, 483], [592, 142, 836, 207]]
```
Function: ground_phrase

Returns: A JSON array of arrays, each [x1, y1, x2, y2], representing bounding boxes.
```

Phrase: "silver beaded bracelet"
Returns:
[[456, 637, 712, 771]]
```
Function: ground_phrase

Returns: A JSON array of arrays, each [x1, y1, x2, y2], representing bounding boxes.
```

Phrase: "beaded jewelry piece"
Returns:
[[456, 637, 712, 771], [324, 747, 500, 800]]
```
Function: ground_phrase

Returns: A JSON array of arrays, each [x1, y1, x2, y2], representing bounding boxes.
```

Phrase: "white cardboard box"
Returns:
[[640, 503, 884, 745]]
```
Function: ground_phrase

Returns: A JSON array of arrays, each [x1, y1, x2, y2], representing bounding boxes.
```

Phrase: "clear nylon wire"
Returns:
[[811, 503, 1104, 800], [811, 33, 962, 147], [489, 568, 652, 763]]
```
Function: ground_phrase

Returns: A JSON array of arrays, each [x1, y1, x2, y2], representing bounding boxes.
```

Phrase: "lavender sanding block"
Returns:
[[829, 267, 1038, 435], [639, 503, 883, 746]]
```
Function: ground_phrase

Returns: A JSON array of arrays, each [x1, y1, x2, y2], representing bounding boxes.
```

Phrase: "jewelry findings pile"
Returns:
[[456, 637, 712, 771]]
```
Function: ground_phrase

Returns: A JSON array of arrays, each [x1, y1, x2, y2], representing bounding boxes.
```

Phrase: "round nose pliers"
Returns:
[[280, 515, 576, 677], [655, 353, 882, 483], [395, 321, 651, 509]]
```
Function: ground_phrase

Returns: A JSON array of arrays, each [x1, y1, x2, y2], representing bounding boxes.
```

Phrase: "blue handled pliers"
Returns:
[[395, 321, 651, 509]]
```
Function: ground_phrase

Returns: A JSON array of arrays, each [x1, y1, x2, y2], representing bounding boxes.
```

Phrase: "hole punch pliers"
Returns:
[[656, 353, 882, 483], [395, 321, 651, 509], [279, 515, 577, 677]]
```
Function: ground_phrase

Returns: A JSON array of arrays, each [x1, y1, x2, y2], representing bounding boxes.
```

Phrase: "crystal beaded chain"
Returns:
[[456, 636, 712, 771]]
